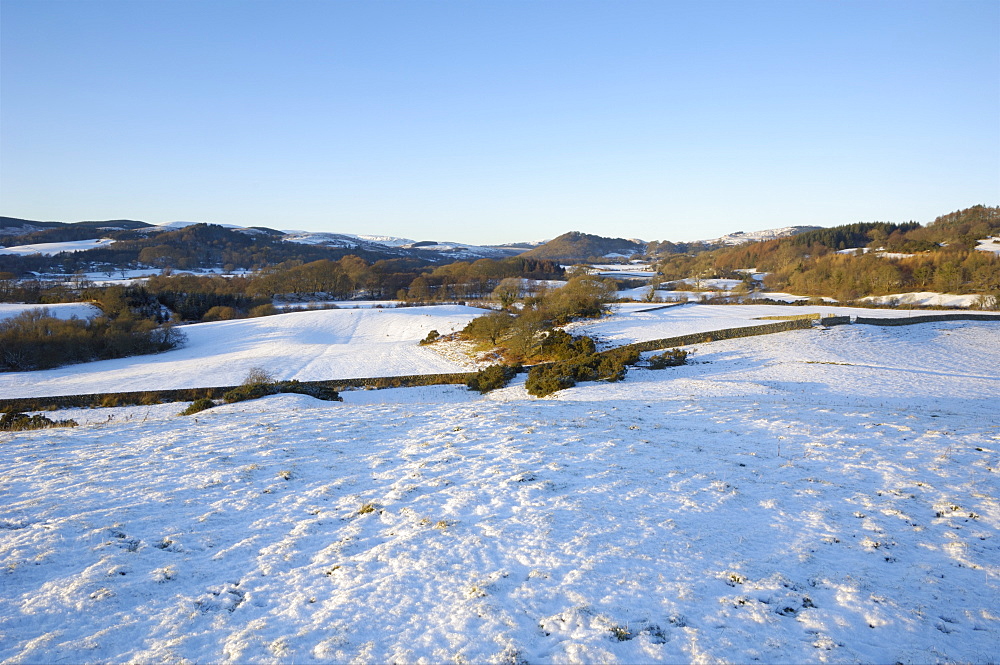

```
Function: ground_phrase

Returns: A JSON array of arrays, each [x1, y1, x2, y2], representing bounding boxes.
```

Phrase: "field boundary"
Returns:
[[853, 313, 1000, 326], [618, 318, 814, 354], [0, 373, 480, 413]]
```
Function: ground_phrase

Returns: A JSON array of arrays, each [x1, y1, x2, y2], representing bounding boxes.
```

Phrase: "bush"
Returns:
[[419, 329, 441, 345], [224, 379, 342, 404], [525, 365, 577, 397], [525, 346, 640, 397], [180, 398, 216, 415], [242, 366, 276, 386], [648, 348, 688, 369], [466, 364, 518, 393], [248, 303, 279, 317], [223, 383, 277, 403], [276, 380, 342, 402], [0, 411, 77, 431], [202, 305, 243, 321], [537, 330, 596, 361]]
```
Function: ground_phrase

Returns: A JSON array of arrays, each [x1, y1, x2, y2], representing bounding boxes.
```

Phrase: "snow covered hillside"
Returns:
[[1, 320, 998, 663], [0, 305, 484, 398], [571, 302, 998, 348], [0, 302, 102, 321], [0, 238, 116, 255]]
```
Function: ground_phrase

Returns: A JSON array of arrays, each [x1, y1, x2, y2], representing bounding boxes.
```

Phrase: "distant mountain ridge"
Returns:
[[0, 217, 520, 263]]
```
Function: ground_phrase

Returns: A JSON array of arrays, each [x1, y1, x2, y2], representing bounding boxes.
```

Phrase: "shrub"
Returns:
[[538, 330, 596, 361], [648, 348, 688, 369], [419, 329, 441, 345], [0, 411, 78, 431], [223, 379, 342, 404], [525, 346, 640, 397], [180, 398, 216, 415], [242, 366, 276, 386], [276, 380, 342, 402], [525, 365, 577, 397], [223, 382, 277, 403], [202, 305, 242, 321], [466, 364, 519, 393], [248, 303, 279, 317]]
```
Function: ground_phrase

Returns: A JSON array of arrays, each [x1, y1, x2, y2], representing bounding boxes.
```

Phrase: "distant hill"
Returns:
[[521, 232, 646, 261], [705, 226, 822, 246]]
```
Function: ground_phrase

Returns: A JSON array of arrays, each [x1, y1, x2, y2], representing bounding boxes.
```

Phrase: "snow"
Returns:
[[274, 300, 401, 310], [665, 278, 744, 291], [977, 237, 1000, 255], [593, 264, 655, 280], [570, 303, 997, 348], [155, 221, 245, 230], [0, 238, 115, 255], [0, 305, 484, 398], [860, 292, 983, 308], [2, 320, 997, 663], [0, 302, 103, 321], [281, 232, 512, 258], [703, 226, 817, 246], [750, 292, 839, 303]]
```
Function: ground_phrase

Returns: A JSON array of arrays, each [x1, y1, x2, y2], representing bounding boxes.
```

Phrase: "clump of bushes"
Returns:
[[526, 346, 640, 397], [0, 309, 185, 372], [419, 329, 441, 345], [0, 411, 78, 431], [223, 367, 277, 403], [466, 364, 519, 393], [180, 398, 216, 415], [648, 348, 688, 369], [537, 329, 596, 361], [525, 365, 578, 397]]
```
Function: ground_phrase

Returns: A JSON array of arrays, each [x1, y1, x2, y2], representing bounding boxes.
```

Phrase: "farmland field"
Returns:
[[1, 308, 998, 663]]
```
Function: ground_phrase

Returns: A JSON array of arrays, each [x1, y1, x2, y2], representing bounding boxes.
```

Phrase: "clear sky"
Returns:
[[2, 0, 998, 244]]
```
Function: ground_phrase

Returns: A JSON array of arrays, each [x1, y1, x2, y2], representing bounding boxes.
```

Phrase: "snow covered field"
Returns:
[[1, 315, 998, 663], [572, 302, 994, 349], [860, 292, 983, 308], [0, 302, 102, 321], [0, 238, 116, 255], [0, 305, 484, 398]]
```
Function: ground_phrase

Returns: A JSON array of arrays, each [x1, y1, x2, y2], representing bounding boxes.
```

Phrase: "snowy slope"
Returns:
[[0, 302, 103, 321], [1, 321, 997, 664], [569, 303, 987, 348], [0, 238, 115, 255], [860, 292, 983, 308], [703, 225, 820, 246], [977, 236, 1000, 255], [0, 305, 484, 398], [281, 231, 515, 259]]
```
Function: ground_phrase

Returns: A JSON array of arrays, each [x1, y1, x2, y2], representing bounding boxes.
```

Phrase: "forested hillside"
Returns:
[[521, 231, 646, 261], [658, 206, 999, 301]]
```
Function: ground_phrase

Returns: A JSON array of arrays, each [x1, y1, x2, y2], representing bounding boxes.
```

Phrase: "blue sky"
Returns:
[[2, 0, 997, 244]]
